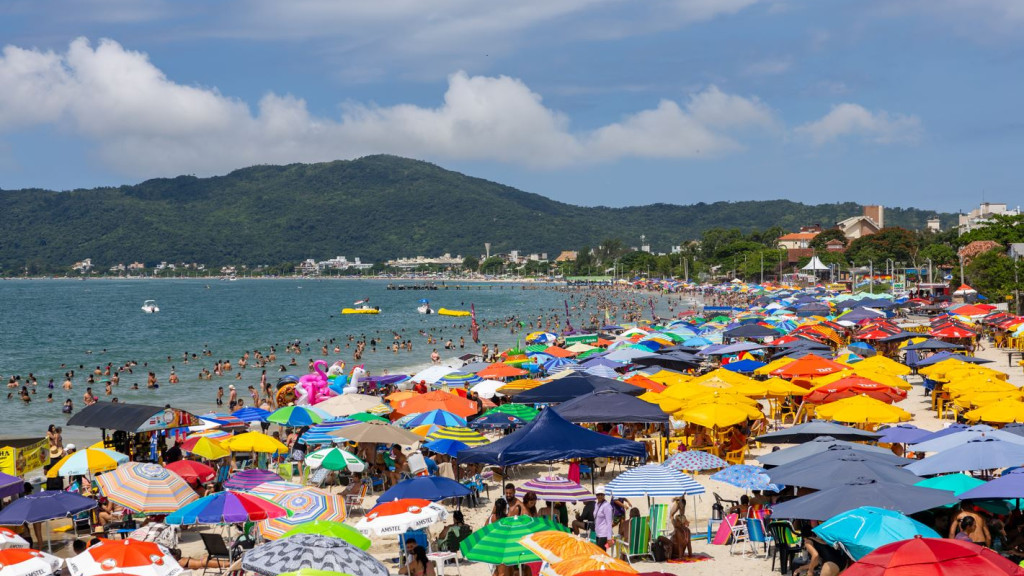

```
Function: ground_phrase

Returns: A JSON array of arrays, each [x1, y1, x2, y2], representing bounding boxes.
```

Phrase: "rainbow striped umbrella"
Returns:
[[95, 463, 197, 514], [250, 482, 347, 540], [437, 372, 484, 388], [425, 426, 489, 447], [402, 410, 468, 429], [515, 476, 594, 503], [268, 406, 324, 427], [45, 448, 130, 478], [224, 469, 283, 491], [165, 490, 288, 525]]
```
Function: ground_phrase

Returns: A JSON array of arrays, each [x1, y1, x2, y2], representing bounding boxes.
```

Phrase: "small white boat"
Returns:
[[417, 304, 433, 314], [141, 300, 160, 313]]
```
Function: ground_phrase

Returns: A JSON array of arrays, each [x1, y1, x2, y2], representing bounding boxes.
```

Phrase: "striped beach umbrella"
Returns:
[[46, 448, 130, 478], [241, 534, 388, 576], [95, 463, 197, 514], [300, 419, 361, 445], [346, 412, 389, 424], [165, 490, 288, 525], [583, 366, 620, 380], [250, 482, 347, 540], [66, 539, 182, 576], [425, 426, 489, 447], [540, 554, 636, 576], [232, 407, 272, 422], [268, 406, 324, 427], [663, 451, 729, 472], [460, 516, 568, 565], [515, 476, 594, 503], [185, 429, 231, 441], [542, 358, 579, 373], [402, 409, 468, 429], [304, 447, 366, 472], [484, 404, 539, 422], [437, 372, 484, 388], [224, 469, 282, 491], [605, 464, 705, 497]]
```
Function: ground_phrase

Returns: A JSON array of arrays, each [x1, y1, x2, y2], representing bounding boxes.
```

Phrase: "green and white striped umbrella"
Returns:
[[460, 516, 567, 565], [304, 447, 366, 472]]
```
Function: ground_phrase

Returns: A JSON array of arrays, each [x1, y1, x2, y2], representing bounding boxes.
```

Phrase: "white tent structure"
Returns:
[[802, 256, 829, 272]]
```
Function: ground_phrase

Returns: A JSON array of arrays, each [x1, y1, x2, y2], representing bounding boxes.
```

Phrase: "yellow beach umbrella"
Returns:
[[854, 356, 912, 377], [945, 378, 1017, 398], [964, 399, 1024, 424], [754, 357, 796, 376], [46, 447, 130, 478], [691, 369, 757, 387], [425, 426, 489, 446], [735, 377, 809, 399], [221, 431, 288, 454], [498, 378, 546, 393], [643, 370, 691, 387], [814, 394, 911, 424], [953, 389, 1024, 409], [675, 396, 764, 428], [185, 436, 231, 460]]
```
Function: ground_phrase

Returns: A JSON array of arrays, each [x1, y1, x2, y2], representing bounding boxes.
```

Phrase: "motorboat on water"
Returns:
[[417, 299, 433, 314], [141, 300, 160, 313]]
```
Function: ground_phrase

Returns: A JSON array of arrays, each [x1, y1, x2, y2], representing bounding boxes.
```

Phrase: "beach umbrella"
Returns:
[[377, 476, 472, 503], [907, 423, 970, 446], [605, 464, 705, 497], [300, 419, 361, 445], [0, 491, 97, 525], [965, 399, 1024, 424], [910, 425, 1024, 453], [958, 470, 1024, 500], [768, 478, 957, 521], [421, 439, 471, 457], [164, 490, 288, 525], [45, 448, 130, 477], [675, 399, 763, 428], [876, 424, 931, 445], [469, 413, 526, 430], [710, 465, 783, 493], [95, 463, 197, 514], [460, 516, 568, 565], [772, 354, 849, 378], [232, 406, 272, 422], [0, 528, 28, 550], [814, 395, 911, 424], [355, 499, 448, 536], [905, 438, 1024, 476], [842, 537, 1024, 576], [268, 406, 324, 427], [914, 474, 994, 512], [66, 539, 182, 576], [401, 409, 467, 429], [250, 483, 347, 540], [814, 507, 940, 561], [805, 378, 907, 405], [220, 431, 288, 454], [437, 372, 484, 388], [767, 452, 920, 490], [328, 422, 424, 445], [469, 380, 507, 400], [515, 476, 594, 503], [519, 531, 603, 564], [163, 460, 215, 485], [756, 420, 880, 444], [0, 548, 62, 576], [663, 451, 729, 472], [223, 469, 282, 491], [425, 426, 489, 446], [758, 438, 907, 468], [540, 554, 636, 576], [304, 447, 366, 472], [391, 391, 478, 418], [241, 534, 389, 576], [484, 404, 539, 422], [179, 436, 230, 460], [315, 394, 385, 417], [280, 521, 371, 550]]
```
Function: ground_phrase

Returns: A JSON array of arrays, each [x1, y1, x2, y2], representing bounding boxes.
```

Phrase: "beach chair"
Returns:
[[728, 516, 756, 555], [307, 466, 331, 488], [648, 504, 669, 545], [345, 484, 368, 516], [198, 532, 235, 576], [214, 465, 231, 487], [746, 517, 770, 558], [725, 445, 747, 466], [399, 530, 431, 567], [766, 520, 802, 574], [615, 515, 652, 564]]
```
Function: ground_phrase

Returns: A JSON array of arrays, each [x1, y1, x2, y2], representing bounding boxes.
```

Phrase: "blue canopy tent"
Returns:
[[512, 373, 643, 404], [553, 390, 669, 424], [457, 408, 646, 466]]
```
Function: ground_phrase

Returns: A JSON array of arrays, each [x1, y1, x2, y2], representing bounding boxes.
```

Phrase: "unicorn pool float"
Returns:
[[275, 360, 367, 406]]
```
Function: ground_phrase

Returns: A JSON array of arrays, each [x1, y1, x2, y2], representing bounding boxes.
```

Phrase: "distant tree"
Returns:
[[919, 243, 957, 267], [809, 228, 847, 252], [965, 250, 1017, 302], [462, 255, 480, 271], [479, 256, 504, 274], [845, 228, 919, 266], [594, 238, 625, 265], [956, 214, 1024, 247]]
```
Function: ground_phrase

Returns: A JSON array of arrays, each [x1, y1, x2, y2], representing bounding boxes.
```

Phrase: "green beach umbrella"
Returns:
[[460, 516, 567, 564], [304, 447, 366, 472], [280, 521, 372, 550], [347, 412, 389, 423], [484, 404, 539, 422], [268, 406, 324, 427]]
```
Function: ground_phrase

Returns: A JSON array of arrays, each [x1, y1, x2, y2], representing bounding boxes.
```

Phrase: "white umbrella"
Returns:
[[409, 366, 458, 386], [0, 528, 29, 550], [469, 380, 506, 399], [0, 549, 62, 576], [315, 394, 385, 417], [66, 539, 183, 576], [355, 498, 448, 536], [304, 447, 367, 472]]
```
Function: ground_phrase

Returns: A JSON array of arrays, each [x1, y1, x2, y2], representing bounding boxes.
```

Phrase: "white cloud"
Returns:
[[0, 38, 778, 177], [795, 103, 922, 145]]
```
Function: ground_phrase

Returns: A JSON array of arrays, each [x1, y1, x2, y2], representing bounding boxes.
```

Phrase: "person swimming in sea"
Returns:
[[62, 399, 73, 413]]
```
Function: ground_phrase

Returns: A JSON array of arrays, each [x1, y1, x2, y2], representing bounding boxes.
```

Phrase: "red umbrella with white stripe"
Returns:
[[355, 499, 448, 536]]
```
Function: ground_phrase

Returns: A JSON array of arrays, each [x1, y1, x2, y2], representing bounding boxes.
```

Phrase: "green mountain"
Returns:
[[0, 155, 956, 272]]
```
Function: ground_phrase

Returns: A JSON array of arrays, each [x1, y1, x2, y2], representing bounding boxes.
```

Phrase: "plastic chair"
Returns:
[[198, 532, 235, 576], [399, 530, 430, 565], [766, 520, 802, 574]]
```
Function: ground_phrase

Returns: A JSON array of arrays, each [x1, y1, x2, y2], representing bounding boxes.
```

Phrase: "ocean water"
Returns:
[[0, 278, 612, 439]]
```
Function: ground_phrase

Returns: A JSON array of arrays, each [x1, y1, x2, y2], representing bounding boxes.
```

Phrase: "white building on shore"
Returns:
[[958, 202, 1021, 234]]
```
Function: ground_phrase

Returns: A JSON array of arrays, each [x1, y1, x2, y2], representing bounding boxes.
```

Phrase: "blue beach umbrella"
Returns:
[[876, 424, 932, 445], [905, 438, 1024, 476], [377, 476, 472, 502], [605, 464, 705, 497], [402, 409, 468, 429], [437, 372, 484, 387], [422, 439, 471, 457], [814, 506, 939, 560], [267, 406, 323, 427], [710, 464, 783, 493], [232, 406, 272, 422]]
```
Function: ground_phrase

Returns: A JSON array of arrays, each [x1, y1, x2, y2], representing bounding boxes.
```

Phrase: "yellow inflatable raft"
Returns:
[[438, 308, 471, 317]]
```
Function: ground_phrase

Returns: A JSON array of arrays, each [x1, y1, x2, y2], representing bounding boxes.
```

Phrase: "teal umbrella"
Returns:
[[814, 506, 939, 560], [460, 516, 567, 564]]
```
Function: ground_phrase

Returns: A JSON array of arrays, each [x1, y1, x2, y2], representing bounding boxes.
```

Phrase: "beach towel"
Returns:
[[568, 462, 581, 484], [712, 513, 738, 545]]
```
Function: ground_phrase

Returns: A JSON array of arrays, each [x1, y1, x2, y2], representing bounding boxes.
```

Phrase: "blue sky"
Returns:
[[1, 0, 1022, 212]]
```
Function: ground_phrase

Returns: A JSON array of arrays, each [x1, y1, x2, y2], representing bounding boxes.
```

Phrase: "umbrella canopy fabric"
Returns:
[[224, 469, 282, 491], [663, 451, 729, 472], [457, 409, 646, 466], [710, 465, 783, 493], [958, 472, 1024, 500], [0, 491, 97, 524], [512, 374, 643, 404], [905, 438, 1024, 476], [814, 395, 911, 424], [401, 410, 468, 429], [605, 464, 705, 497], [391, 391, 478, 418], [768, 478, 957, 521], [909, 426, 1024, 453], [95, 463, 197, 514], [66, 539, 183, 576], [164, 490, 288, 525], [355, 499, 448, 536], [249, 483, 347, 540], [515, 477, 594, 503], [756, 421, 880, 444], [376, 477, 472, 503], [541, 555, 636, 576], [0, 548, 62, 576], [767, 452, 920, 490], [232, 406, 272, 422], [518, 531, 603, 564], [46, 448, 130, 478], [469, 413, 526, 430], [0, 528, 29, 550], [180, 436, 230, 460], [425, 426, 489, 447], [268, 406, 324, 427], [304, 448, 366, 472], [315, 394, 385, 418], [814, 506, 940, 560], [241, 534, 389, 576], [841, 537, 1024, 576], [329, 422, 424, 445], [280, 521, 372, 550], [163, 460, 215, 485], [421, 439, 471, 457], [483, 405, 539, 421], [552, 390, 669, 424], [0, 475, 24, 501], [220, 432, 288, 454], [460, 516, 568, 565], [876, 424, 932, 445]]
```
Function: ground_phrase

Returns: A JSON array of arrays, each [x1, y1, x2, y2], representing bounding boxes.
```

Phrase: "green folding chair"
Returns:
[[616, 516, 653, 564], [649, 504, 670, 542]]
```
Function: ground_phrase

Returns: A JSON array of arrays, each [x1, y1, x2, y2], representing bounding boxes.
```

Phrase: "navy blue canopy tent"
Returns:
[[457, 408, 646, 466], [512, 373, 642, 404], [553, 390, 669, 424]]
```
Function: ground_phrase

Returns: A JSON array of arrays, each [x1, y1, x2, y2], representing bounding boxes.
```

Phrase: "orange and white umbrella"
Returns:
[[66, 539, 183, 576], [0, 548, 62, 576], [355, 498, 448, 536], [0, 529, 28, 550]]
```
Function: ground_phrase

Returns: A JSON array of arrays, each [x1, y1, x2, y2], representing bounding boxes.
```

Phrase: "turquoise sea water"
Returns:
[[0, 278, 637, 439]]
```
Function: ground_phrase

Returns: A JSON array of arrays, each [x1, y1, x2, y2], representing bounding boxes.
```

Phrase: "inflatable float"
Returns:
[[438, 308, 471, 317], [342, 306, 381, 314]]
